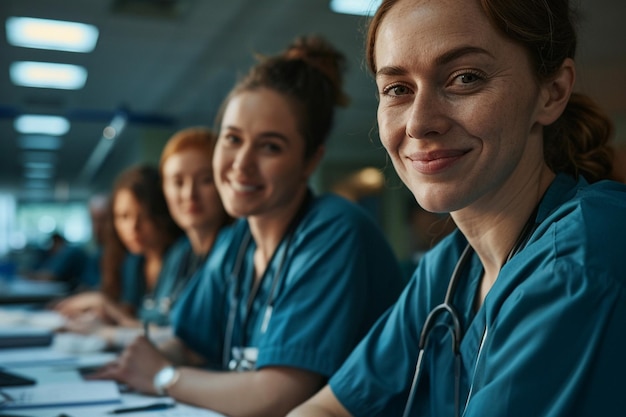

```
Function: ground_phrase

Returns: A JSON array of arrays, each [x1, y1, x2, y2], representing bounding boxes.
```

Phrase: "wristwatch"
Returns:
[[153, 366, 180, 396]]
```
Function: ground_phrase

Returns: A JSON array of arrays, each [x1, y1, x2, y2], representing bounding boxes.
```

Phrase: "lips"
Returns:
[[407, 149, 470, 174]]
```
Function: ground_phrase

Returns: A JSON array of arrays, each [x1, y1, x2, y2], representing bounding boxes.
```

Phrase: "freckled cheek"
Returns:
[[377, 106, 404, 153]]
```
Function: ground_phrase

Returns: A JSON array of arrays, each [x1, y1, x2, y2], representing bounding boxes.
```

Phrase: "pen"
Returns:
[[108, 402, 175, 414], [143, 320, 150, 341]]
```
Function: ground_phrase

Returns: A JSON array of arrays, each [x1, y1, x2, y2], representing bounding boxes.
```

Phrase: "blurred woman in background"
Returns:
[[56, 164, 183, 344]]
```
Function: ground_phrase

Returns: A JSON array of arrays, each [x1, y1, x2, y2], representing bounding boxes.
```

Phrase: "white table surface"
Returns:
[[1, 337, 225, 417]]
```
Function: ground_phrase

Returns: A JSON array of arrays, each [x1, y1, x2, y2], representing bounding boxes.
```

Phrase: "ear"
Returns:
[[536, 58, 576, 125], [303, 145, 325, 179]]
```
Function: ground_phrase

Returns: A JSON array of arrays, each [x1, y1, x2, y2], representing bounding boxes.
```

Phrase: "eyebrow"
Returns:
[[223, 125, 290, 143], [376, 45, 494, 78]]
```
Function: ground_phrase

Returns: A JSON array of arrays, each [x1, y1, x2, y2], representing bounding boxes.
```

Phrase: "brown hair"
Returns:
[[365, 0, 614, 183], [159, 127, 216, 177], [100, 164, 183, 300], [215, 35, 349, 159]]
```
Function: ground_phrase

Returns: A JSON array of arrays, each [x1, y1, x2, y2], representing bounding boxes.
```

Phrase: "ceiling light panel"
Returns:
[[14, 115, 70, 136], [6, 16, 99, 53], [329, 0, 381, 16], [10, 61, 88, 90]]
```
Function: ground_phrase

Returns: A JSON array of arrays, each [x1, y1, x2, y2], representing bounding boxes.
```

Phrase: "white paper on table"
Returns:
[[0, 380, 121, 409], [0, 308, 66, 330], [0, 346, 77, 367]]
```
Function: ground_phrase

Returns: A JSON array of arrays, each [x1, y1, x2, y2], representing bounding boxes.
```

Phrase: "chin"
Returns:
[[412, 190, 455, 214]]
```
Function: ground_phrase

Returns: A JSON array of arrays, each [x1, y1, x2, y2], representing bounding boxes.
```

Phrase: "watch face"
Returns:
[[156, 366, 175, 386]]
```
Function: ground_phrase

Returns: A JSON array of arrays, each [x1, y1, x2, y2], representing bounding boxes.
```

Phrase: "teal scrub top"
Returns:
[[138, 236, 201, 326], [171, 193, 405, 377], [80, 247, 102, 289], [38, 244, 88, 289], [121, 236, 208, 326], [329, 174, 626, 417], [120, 253, 146, 309]]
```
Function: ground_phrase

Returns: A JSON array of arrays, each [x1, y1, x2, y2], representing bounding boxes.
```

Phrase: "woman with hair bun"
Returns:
[[91, 34, 404, 417], [290, 0, 626, 416]]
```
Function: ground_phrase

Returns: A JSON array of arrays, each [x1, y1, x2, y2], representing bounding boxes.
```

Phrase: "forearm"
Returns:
[[288, 386, 352, 417], [103, 300, 137, 325], [166, 366, 323, 417], [157, 337, 205, 367]]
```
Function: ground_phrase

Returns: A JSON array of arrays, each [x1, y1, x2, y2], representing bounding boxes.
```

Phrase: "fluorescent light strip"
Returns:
[[24, 168, 54, 180], [10, 61, 87, 90], [24, 161, 55, 169], [6, 16, 99, 53], [15, 115, 70, 136], [18, 135, 62, 150], [329, 0, 382, 16]]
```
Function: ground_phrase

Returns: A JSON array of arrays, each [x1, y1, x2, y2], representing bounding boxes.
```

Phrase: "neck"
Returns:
[[247, 187, 308, 274], [143, 247, 165, 290], [186, 225, 220, 257], [454, 169, 554, 307]]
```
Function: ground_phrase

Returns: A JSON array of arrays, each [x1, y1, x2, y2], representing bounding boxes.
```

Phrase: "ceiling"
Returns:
[[1, 0, 625, 202]]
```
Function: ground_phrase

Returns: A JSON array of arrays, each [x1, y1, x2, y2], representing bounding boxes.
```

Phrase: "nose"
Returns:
[[232, 143, 255, 173], [405, 86, 451, 140], [182, 179, 197, 200], [130, 215, 142, 232]]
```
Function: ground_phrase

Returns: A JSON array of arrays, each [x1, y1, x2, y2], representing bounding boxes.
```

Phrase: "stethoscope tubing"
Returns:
[[222, 191, 312, 371]]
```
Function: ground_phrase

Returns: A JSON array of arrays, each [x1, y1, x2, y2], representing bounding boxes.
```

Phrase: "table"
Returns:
[[0, 277, 69, 305], [0, 309, 226, 417]]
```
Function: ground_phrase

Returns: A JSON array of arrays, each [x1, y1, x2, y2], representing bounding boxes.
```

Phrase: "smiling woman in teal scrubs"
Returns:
[[288, 0, 626, 416], [92, 35, 405, 417]]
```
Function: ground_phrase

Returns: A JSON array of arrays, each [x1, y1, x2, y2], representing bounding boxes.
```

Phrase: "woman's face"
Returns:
[[374, 0, 550, 214], [213, 88, 317, 220], [113, 188, 161, 254], [162, 148, 224, 233]]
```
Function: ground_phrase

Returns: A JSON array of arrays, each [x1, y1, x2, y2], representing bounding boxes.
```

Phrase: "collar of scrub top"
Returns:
[[222, 189, 313, 371], [402, 200, 541, 417]]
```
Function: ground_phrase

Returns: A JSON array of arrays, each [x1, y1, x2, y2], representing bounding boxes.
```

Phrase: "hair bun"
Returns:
[[283, 35, 350, 107]]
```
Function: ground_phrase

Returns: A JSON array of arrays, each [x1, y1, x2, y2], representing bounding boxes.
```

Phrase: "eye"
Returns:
[[382, 83, 412, 97], [221, 133, 241, 146], [200, 174, 213, 184], [261, 142, 283, 153], [451, 70, 485, 86]]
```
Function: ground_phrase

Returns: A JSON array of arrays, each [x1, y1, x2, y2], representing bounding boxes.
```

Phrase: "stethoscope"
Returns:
[[402, 205, 540, 417], [222, 191, 312, 371]]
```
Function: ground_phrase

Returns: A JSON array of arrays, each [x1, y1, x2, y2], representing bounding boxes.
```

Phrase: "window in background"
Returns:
[[14, 202, 91, 247]]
